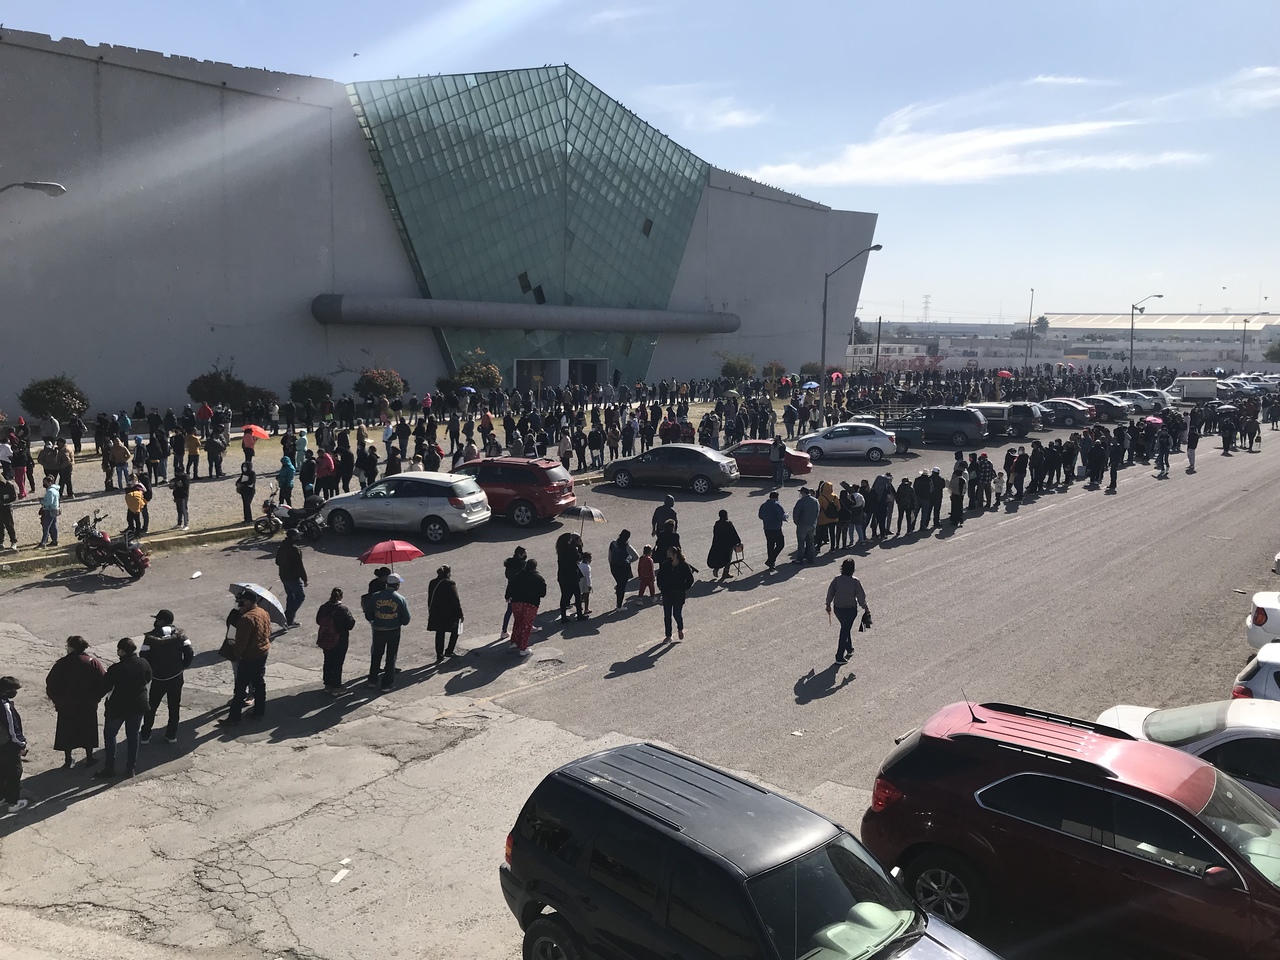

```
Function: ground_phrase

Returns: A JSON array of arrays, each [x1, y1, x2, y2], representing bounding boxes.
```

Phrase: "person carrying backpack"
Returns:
[[316, 588, 357, 696]]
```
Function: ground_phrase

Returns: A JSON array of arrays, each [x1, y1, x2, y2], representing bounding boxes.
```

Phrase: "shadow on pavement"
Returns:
[[605, 641, 676, 678], [794, 663, 855, 703]]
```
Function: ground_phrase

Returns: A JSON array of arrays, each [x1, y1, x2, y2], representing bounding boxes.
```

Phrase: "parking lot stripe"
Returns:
[[732, 597, 780, 615]]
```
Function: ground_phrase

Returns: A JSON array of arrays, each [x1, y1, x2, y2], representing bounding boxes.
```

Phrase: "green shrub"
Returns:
[[18, 374, 89, 421], [717, 352, 756, 380], [354, 368, 406, 399], [187, 365, 249, 409], [245, 385, 279, 406], [761, 359, 786, 379], [289, 374, 333, 405]]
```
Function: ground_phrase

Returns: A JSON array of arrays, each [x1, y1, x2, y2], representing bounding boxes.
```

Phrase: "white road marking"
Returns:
[[997, 518, 1021, 525], [330, 869, 350, 884], [884, 557, 899, 563], [953, 533, 974, 541], [475, 664, 590, 703], [732, 597, 780, 615], [340, 857, 351, 865]]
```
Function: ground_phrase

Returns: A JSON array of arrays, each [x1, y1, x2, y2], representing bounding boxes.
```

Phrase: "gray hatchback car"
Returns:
[[604, 443, 739, 494]]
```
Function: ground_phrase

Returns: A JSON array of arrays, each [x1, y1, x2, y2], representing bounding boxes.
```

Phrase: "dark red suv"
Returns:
[[860, 701, 1280, 958], [457, 457, 575, 527]]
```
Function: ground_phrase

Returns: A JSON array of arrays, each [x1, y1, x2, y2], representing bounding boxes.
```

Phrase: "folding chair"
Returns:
[[728, 543, 753, 576]]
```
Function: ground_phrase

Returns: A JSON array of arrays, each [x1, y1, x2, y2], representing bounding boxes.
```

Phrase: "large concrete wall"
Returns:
[[652, 167, 878, 380], [0, 30, 432, 414]]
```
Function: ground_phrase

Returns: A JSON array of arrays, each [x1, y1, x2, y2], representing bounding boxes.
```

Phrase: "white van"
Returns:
[[1166, 376, 1219, 401]]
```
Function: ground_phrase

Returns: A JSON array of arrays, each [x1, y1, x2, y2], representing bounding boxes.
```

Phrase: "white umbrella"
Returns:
[[562, 504, 607, 536], [229, 582, 286, 626]]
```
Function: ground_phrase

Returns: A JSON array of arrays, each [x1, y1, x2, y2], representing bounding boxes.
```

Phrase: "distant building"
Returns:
[[0, 30, 877, 409]]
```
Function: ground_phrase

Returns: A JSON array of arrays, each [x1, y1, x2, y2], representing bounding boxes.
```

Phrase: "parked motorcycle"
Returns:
[[254, 484, 325, 541], [73, 511, 150, 580]]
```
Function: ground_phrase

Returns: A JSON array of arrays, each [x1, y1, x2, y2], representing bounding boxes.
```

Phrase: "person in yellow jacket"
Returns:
[[124, 480, 146, 537], [816, 480, 839, 552], [184, 431, 201, 478]]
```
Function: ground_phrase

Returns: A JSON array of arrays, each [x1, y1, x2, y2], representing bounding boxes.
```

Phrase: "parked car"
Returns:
[[456, 457, 575, 527], [324, 471, 491, 544], [861, 700, 1280, 958], [1135, 388, 1176, 409], [603, 443, 738, 494], [1029, 402, 1055, 427], [796, 422, 898, 462], [1234, 643, 1280, 701], [1246, 591, 1280, 649], [1108, 390, 1160, 413], [1041, 397, 1095, 427], [1097, 700, 1280, 811], [966, 402, 1040, 437], [883, 406, 988, 447], [500, 742, 1002, 960], [1080, 394, 1133, 422], [723, 440, 812, 481]]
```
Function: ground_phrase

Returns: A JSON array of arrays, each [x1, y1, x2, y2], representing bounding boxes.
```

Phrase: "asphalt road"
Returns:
[[0, 424, 1273, 960]]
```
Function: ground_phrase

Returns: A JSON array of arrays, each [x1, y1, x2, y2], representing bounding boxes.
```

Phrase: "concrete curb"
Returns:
[[0, 523, 254, 579]]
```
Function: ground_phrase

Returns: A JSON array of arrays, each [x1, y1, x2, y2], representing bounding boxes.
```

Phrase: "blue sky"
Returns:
[[13, 0, 1279, 323]]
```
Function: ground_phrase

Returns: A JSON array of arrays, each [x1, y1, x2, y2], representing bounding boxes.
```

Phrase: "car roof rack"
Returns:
[[980, 702, 1137, 741]]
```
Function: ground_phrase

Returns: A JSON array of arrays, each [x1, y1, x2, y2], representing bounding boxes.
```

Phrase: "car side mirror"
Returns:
[[1204, 866, 1234, 889]]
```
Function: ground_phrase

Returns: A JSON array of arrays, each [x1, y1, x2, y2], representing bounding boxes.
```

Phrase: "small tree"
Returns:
[[799, 361, 823, 379], [852, 317, 874, 345], [1034, 315, 1050, 335], [761, 359, 786, 379], [354, 367, 406, 399], [289, 374, 334, 405], [894, 324, 914, 338], [716, 352, 756, 380], [19, 375, 89, 421], [188, 363, 250, 408], [1010, 328, 1038, 340], [1264, 342, 1280, 363]]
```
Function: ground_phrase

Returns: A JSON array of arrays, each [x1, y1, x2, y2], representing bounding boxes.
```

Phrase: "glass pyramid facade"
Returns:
[[348, 67, 710, 382]]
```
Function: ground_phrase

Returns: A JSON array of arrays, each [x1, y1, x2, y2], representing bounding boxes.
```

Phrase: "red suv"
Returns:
[[457, 457, 575, 527], [861, 701, 1280, 958]]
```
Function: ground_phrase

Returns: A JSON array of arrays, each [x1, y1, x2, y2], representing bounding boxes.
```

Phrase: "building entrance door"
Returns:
[[514, 359, 561, 394], [568, 358, 607, 387]]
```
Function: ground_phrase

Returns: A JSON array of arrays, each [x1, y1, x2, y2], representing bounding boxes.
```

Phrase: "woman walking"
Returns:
[[825, 558, 869, 665], [555, 532, 585, 622], [315, 588, 356, 695], [508, 559, 546, 657], [427, 565, 464, 663], [45, 636, 106, 768], [608, 529, 638, 609], [656, 547, 696, 642], [705, 509, 741, 582]]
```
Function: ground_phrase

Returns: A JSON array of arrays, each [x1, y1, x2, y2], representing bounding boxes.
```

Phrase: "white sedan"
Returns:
[[1097, 700, 1280, 811], [796, 423, 898, 462], [1108, 390, 1160, 413], [1247, 592, 1280, 649]]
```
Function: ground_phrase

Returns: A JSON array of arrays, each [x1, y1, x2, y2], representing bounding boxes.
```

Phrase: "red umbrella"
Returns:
[[358, 540, 425, 569], [244, 424, 269, 439], [997, 370, 1013, 379], [831, 371, 844, 380]]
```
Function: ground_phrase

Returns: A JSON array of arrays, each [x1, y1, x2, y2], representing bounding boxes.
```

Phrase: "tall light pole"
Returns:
[[821, 244, 882, 402], [0, 181, 66, 197], [1024, 288, 1035, 375], [1128, 293, 1163, 387], [1239, 313, 1269, 368]]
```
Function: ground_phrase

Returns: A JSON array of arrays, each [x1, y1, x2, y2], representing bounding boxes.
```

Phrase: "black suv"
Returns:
[[500, 742, 1001, 960], [884, 406, 988, 447]]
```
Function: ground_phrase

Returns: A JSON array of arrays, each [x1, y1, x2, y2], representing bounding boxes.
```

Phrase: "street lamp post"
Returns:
[[820, 244, 882, 403], [1239, 313, 1270, 368], [1024, 288, 1035, 376], [1128, 293, 1163, 388], [0, 181, 66, 197]]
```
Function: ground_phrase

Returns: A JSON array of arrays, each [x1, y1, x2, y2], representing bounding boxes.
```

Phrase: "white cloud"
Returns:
[[636, 83, 765, 131], [744, 67, 1280, 187], [748, 120, 1204, 186], [585, 7, 648, 26]]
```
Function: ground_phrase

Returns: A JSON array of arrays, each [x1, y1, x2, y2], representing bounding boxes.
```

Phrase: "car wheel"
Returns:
[[1060, 414, 1075, 427], [951, 431, 968, 447], [421, 516, 449, 544], [690, 474, 712, 495], [781, 466, 792, 481], [328, 510, 354, 535], [523, 916, 585, 960], [509, 500, 536, 527], [612, 469, 633, 489], [866, 447, 884, 462], [1014, 425, 1029, 438], [807, 446, 824, 461], [904, 849, 989, 931]]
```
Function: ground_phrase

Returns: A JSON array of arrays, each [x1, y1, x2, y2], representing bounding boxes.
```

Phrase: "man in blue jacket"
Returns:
[[366, 573, 411, 691], [757, 490, 788, 570]]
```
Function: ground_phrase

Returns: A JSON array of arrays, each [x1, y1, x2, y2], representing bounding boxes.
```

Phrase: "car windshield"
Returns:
[[1197, 771, 1280, 888], [1143, 702, 1232, 747], [747, 834, 920, 960]]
